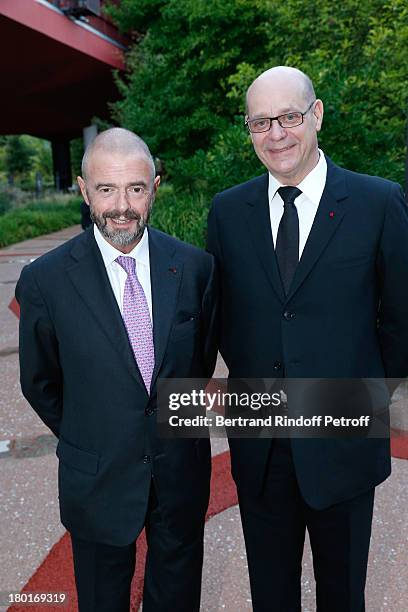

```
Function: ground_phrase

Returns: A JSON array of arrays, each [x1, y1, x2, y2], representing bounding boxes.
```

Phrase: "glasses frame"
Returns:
[[245, 100, 316, 133]]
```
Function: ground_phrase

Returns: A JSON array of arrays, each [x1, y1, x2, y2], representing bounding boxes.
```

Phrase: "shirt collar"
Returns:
[[94, 224, 150, 268], [268, 149, 327, 206]]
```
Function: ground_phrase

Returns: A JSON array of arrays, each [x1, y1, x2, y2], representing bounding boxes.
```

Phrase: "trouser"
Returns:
[[71, 480, 204, 612], [238, 438, 374, 612]]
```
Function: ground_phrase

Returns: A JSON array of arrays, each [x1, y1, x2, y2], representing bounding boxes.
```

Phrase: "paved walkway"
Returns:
[[0, 226, 407, 611]]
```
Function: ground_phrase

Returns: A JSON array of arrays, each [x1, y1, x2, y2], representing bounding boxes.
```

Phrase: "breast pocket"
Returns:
[[329, 254, 374, 269]]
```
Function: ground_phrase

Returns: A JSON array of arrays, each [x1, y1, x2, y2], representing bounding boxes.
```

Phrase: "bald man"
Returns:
[[16, 128, 218, 611], [207, 67, 408, 611]]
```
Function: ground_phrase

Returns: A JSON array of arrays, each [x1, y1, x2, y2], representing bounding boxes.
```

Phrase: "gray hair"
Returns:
[[81, 127, 156, 185]]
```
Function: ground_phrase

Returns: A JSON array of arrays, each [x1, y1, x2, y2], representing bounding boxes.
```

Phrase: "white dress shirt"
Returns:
[[93, 225, 153, 323], [268, 149, 328, 259]]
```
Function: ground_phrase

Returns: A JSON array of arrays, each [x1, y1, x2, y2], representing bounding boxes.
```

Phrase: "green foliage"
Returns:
[[0, 186, 26, 216], [104, 0, 166, 33], [168, 123, 264, 194], [291, 0, 408, 183], [4, 136, 35, 182], [0, 136, 54, 191], [110, 0, 268, 161], [0, 192, 12, 216], [0, 197, 81, 248], [150, 184, 209, 247], [108, 0, 407, 197], [71, 138, 85, 179], [30, 138, 53, 181]]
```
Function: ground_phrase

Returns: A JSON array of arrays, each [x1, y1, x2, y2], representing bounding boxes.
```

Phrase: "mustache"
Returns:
[[102, 209, 141, 221]]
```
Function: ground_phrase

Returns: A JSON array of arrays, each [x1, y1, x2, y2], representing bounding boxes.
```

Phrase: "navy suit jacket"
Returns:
[[16, 227, 218, 545], [207, 157, 408, 509]]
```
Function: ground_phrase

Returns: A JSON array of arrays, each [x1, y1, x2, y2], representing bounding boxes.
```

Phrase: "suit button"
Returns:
[[145, 407, 154, 416], [143, 455, 151, 463], [283, 311, 295, 320], [273, 361, 282, 371]]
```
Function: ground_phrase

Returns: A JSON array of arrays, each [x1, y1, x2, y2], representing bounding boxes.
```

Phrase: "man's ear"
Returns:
[[314, 99, 324, 132], [77, 176, 90, 205], [153, 175, 161, 194], [245, 117, 256, 145]]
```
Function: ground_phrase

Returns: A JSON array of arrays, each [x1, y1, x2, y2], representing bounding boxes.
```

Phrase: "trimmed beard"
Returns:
[[89, 200, 152, 248]]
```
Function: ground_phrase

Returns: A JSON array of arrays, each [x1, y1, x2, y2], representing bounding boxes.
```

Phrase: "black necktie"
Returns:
[[275, 186, 302, 295]]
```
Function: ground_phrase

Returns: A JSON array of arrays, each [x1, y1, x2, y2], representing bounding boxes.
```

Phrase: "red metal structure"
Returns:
[[0, 0, 128, 188]]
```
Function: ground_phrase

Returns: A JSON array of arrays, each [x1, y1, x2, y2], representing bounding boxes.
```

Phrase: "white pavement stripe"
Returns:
[[0, 440, 10, 453]]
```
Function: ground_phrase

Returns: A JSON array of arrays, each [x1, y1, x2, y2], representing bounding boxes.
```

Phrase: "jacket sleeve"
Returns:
[[201, 253, 219, 379], [377, 183, 408, 388], [15, 265, 63, 437], [206, 197, 223, 263]]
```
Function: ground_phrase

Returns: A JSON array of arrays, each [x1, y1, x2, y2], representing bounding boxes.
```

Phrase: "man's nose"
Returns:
[[267, 119, 286, 140], [116, 188, 131, 211]]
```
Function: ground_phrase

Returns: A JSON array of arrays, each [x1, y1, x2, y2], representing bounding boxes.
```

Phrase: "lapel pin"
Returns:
[[329, 211, 335, 218], [168, 267, 177, 274]]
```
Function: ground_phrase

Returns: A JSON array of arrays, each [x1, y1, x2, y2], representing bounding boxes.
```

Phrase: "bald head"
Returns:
[[81, 128, 156, 185], [246, 66, 316, 114]]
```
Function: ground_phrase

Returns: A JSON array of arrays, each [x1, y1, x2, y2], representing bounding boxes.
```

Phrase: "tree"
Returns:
[[106, 0, 407, 193], [108, 0, 268, 159], [4, 136, 34, 185]]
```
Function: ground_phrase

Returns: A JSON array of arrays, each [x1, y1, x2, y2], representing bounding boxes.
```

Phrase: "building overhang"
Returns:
[[0, 0, 128, 139]]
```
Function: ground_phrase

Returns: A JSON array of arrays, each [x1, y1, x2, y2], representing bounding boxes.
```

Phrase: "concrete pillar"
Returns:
[[51, 139, 72, 191], [83, 124, 98, 150]]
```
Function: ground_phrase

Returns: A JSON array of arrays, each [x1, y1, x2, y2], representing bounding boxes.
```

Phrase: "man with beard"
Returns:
[[16, 128, 218, 612]]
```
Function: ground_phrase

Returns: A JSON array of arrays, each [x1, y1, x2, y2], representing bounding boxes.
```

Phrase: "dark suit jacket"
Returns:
[[16, 226, 218, 546], [207, 157, 408, 509]]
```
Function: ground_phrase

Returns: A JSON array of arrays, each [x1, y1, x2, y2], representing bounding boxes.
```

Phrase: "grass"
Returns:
[[0, 196, 82, 248]]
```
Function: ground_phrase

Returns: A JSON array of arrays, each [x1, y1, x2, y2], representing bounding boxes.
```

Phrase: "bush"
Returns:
[[151, 184, 209, 248], [0, 185, 27, 215], [0, 191, 12, 216], [0, 197, 81, 248], [168, 123, 264, 198], [148, 128, 265, 247]]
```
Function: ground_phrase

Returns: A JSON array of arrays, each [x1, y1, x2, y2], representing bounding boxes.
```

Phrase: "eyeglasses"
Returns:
[[245, 100, 316, 133]]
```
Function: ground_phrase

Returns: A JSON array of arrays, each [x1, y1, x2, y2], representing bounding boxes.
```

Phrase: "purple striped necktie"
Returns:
[[116, 256, 155, 393]]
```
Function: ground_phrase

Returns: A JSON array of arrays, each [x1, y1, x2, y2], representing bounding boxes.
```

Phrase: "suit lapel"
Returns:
[[287, 158, 348, 300], [246, 174, 286, 303], [148, 228, 183, 388], [66, 230, 146, 389]]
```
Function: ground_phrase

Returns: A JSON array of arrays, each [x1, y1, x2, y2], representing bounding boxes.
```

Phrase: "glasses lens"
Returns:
[[248, 118, 270, 133], [279, 112, 303, 128]]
